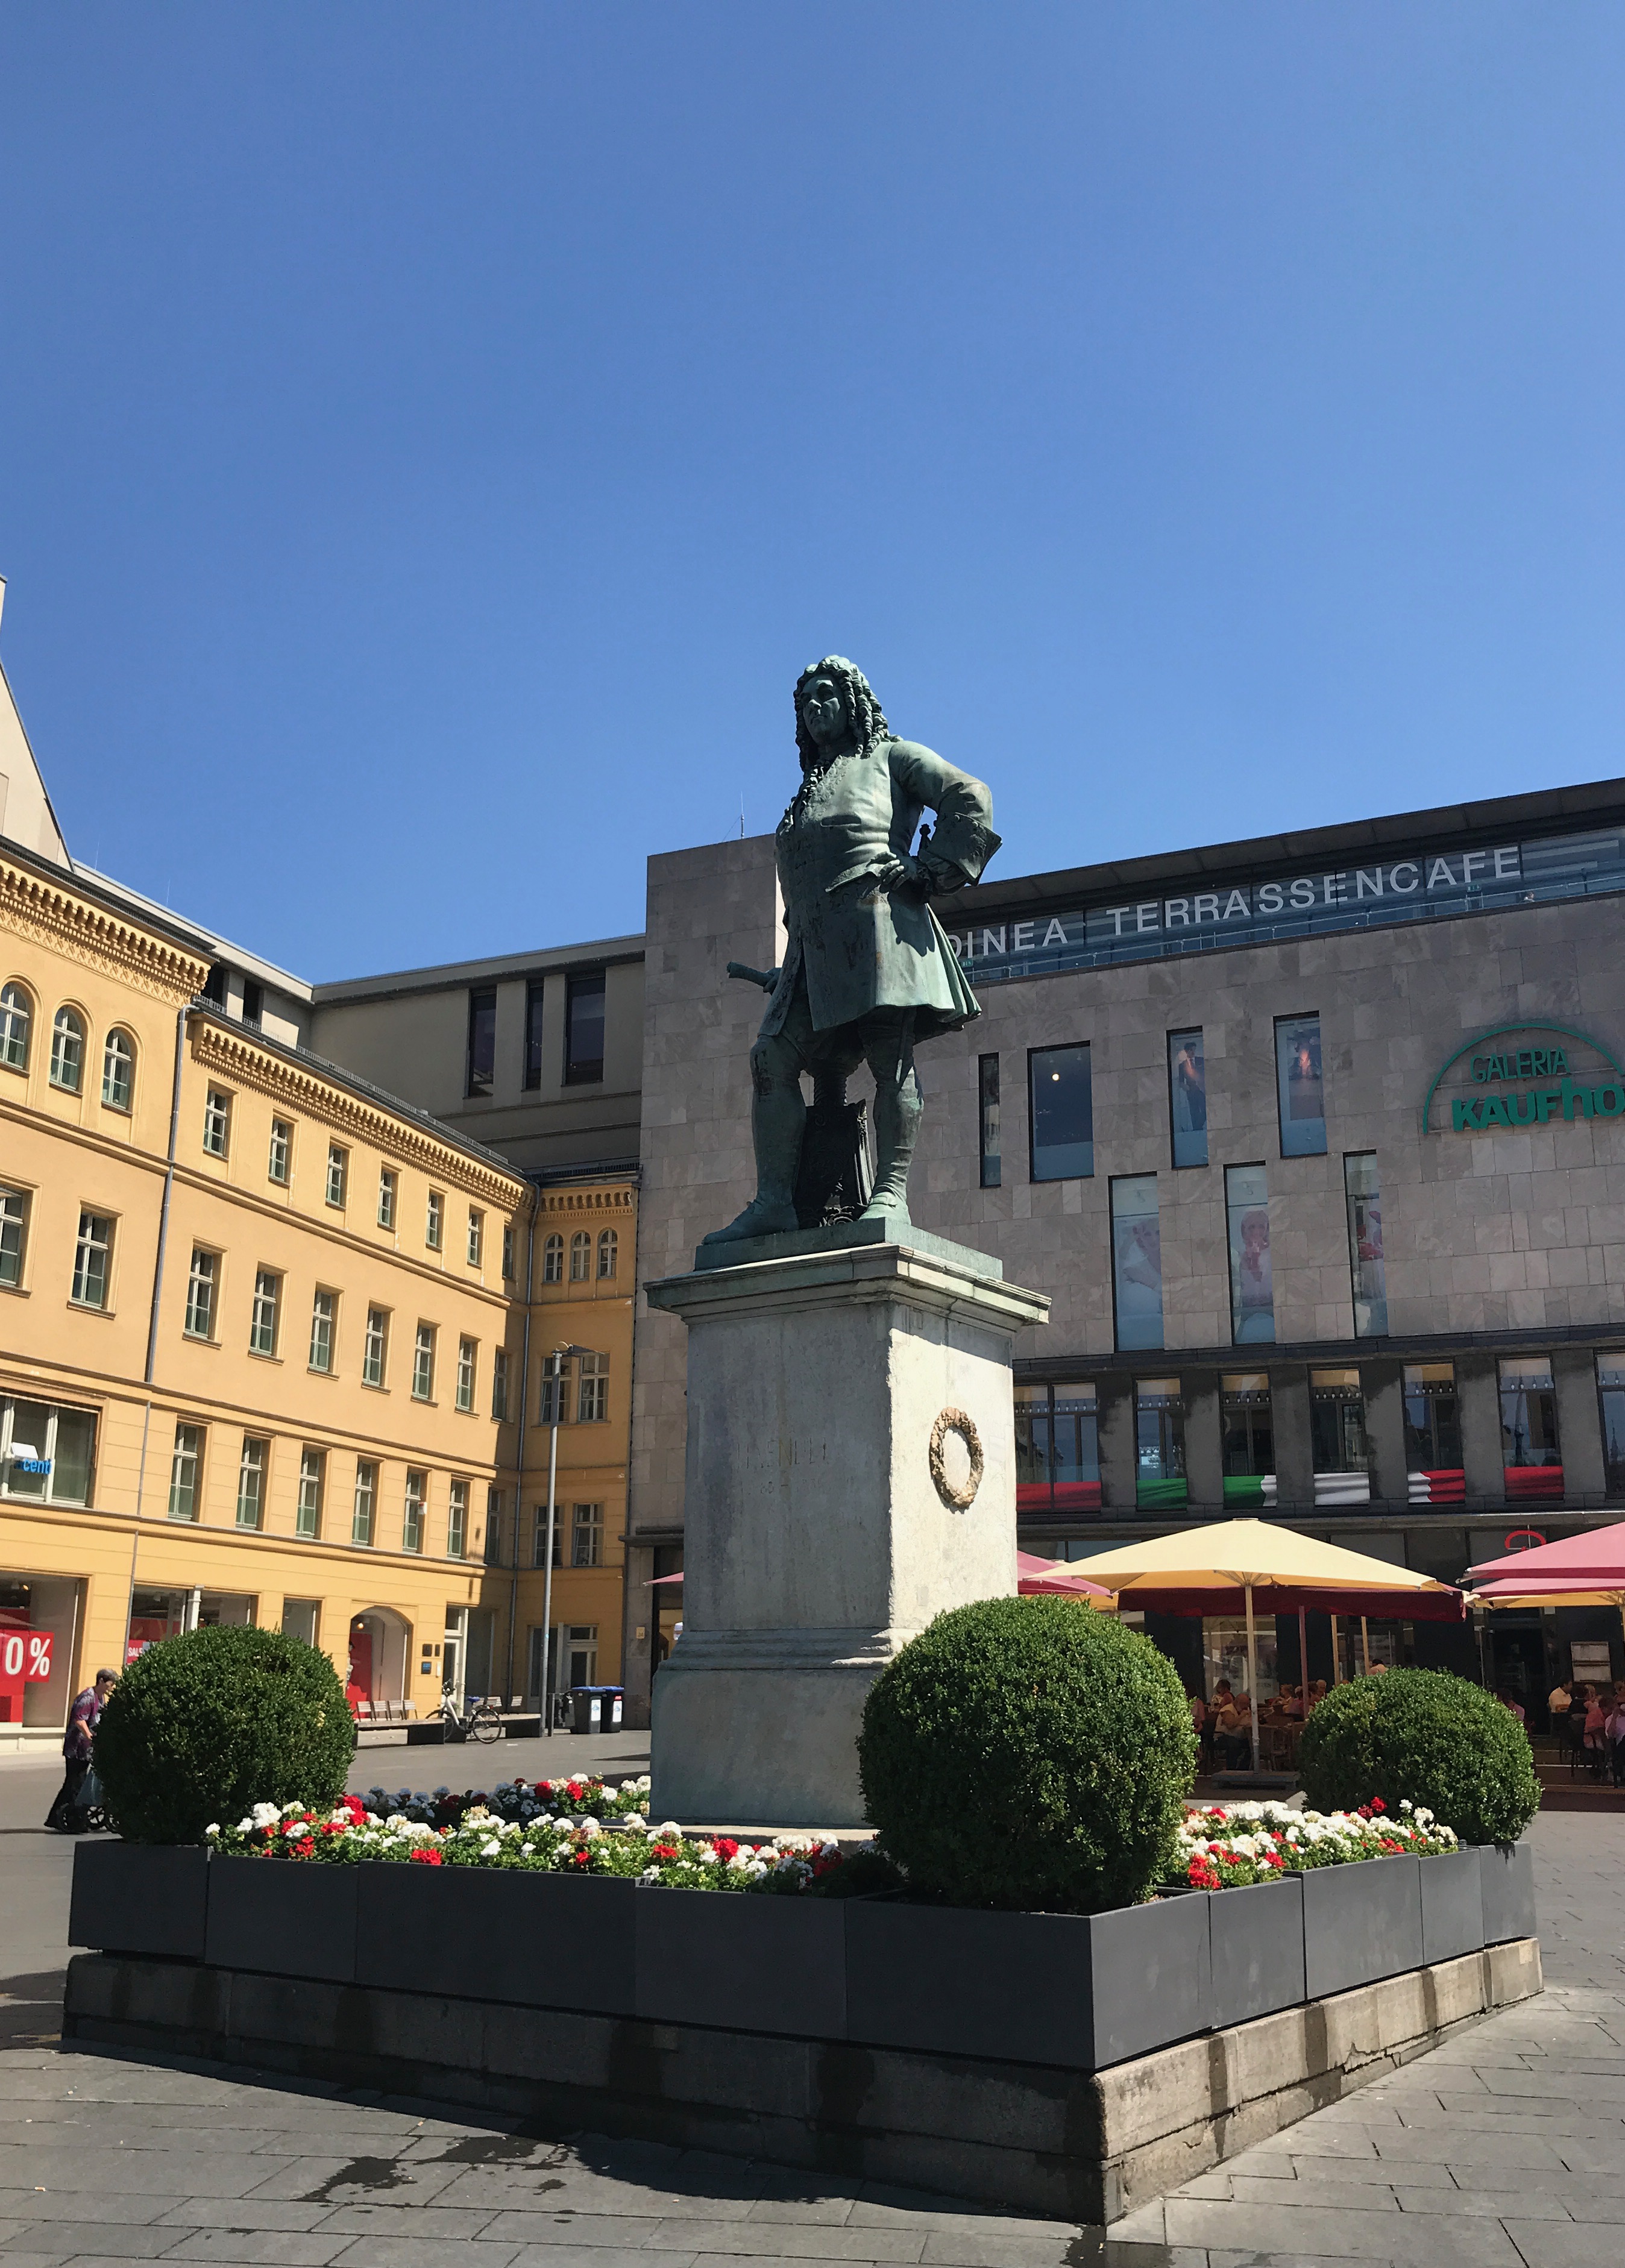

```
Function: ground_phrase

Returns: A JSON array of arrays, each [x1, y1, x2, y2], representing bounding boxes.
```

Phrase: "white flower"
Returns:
[[640, 1867, 661, 1883], [205, 1824, 220, 1838], [480, 1839, 501, 1858], [236, 1817, 255, 1834], [726, 1851, 753, 1872]]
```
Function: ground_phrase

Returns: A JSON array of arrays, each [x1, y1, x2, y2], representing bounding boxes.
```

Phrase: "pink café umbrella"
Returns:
[[1016, 1551, 1114, 1603], [1468, 1518, 1625, 1586]]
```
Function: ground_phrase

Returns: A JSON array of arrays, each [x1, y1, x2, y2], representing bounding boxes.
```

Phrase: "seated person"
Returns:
[[1212, 1688, 1253, 1769]]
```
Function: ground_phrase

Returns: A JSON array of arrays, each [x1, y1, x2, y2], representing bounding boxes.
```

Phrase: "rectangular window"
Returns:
[[203, 1088, 231, 1158], [1405, 1363, 1465, 1503], [1598, 1358, 1625, 1497], [485, 1485, 504, 1565], [1224, 1165, 1273, 1344], [268, 1119, 292, 1185], [1052, 1383, 1101, 1510], [1275, 1014, 1327, 1157], [1500, 1358, 1563, 1503], [309, 1289, 336, 1374], [533, 1503, 560, 1569], [1, 1395, 98, 1506], [467, 1208, 483, 1267], [501, 1223, 515, 1279], [242, 980, 263, 1026], [403, 1469, 426, 1554], [325, 1145, 348, 1208], [571, 1502, 604, 1568], [978, 1055, 1001, 1189], [1014, 1384, 1051, 1513], [168, 1423, 203, 1521], [71, 1211, 112, 1309], [0, 1186, 30, 1288], [282, 1598, 319, 1646], [491, 1345, 509, 1421], [426, 1191, 444, 1251], [1310, 1368, 1371, 1505], [1110, 1175, 1163, 1351], [412, 1323, 435, 1401], [467, 987, 497, 1097], [564, 970, 606, 1084], [236, 1437, 267, 1529], [250, 1268, 280, 1357], [351, 1460, 376, 1546], [183, 1248, 216, 1340], [537, 1361, 565, 1427], [362, 1306, 388, 1387], [1167, 1028, 1207, 1169], [1029, 1043, 1092, 1181], [524, 979, 546, 1092], [1136, 1378, 1187, 1512], [1221, 1373, 1275, 1510], [377, 1167, 396, 1230], [296, 1448, 324, 1539], [1344, 1153, 1386, 1335], [456, 1336, 476, 1412], [447, 1478, 468, 1560], [576, 1349, 608, 1424]]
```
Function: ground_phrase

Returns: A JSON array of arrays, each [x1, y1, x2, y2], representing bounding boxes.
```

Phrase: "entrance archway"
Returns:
[[347, 1607, 411, 1715]]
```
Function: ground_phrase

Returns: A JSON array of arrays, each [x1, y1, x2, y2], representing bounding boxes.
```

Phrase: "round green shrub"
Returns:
[[95, 1626, 356, 1844], [1298, 1666, 1539, 1845], [857, 1597, 1198, 1913]]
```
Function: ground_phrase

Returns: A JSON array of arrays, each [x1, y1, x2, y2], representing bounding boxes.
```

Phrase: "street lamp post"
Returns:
[[541, 1344, 595, 1738]]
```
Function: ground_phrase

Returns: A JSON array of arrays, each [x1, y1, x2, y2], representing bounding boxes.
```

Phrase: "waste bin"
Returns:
[[568, 1685, 624, 1733]]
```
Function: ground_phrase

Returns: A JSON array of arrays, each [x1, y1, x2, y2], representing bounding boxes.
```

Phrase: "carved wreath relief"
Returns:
[[929, 1407, 984, 1511]]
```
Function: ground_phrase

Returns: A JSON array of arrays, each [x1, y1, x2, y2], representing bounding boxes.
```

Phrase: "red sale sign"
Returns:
[[0, 1629, 53, 1718]]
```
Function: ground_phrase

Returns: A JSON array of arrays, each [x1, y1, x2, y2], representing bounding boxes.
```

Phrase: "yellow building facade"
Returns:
[[0, 841, 541, 1751]]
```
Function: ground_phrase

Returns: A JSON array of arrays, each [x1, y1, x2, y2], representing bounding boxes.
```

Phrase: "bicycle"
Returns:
[[439, 1686, 503, 1744]]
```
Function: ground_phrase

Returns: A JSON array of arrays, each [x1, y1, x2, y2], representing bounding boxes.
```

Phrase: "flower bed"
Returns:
[[207, 1776, 876, 1896], [1177, 1797, 1457, 1889]]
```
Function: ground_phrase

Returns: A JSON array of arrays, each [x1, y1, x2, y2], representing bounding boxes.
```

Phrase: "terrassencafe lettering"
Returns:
[[948, 844, 1522, 963]]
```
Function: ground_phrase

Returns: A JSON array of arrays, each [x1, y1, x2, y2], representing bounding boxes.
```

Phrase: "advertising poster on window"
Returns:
[[1225, 1166, 1274, 1343], [1276, 1014, 1326, 1155], [1111, 1176, 1164, 1351], [1168, 1029, 1207, 1167]]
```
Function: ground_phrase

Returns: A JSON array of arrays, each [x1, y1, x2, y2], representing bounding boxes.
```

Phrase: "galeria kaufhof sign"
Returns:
[[943, 823, 1625, 982], [1422, 1024, 1625, 1136]]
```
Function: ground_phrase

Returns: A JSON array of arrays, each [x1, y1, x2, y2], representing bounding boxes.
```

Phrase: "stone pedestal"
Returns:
[[645, 1224, 1049, 1826]]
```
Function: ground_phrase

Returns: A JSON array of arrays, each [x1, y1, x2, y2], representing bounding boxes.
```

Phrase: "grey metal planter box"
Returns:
[[1419, 1847, 1483, 1966], [634, 1885, 846, 2037], [845, 1891, 1211, 2069], [356, 1862, 636, 2015], [1207, 1875, 1306, 2030], [1297, 1855, 1423, 1999], [69, 1840, 209, 1960], [205, 1856, 358, 1984], [1478, 1841, 1536, 1944]]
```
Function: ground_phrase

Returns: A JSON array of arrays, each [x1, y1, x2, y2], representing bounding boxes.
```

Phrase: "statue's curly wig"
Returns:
[[794, 656, 891, 770]]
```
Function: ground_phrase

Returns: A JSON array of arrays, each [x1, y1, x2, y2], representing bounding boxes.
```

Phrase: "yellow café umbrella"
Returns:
[[1070, 1519, 1463, 1773]]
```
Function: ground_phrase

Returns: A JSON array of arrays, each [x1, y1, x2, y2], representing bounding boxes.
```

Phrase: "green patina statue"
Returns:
[[704, 656, 1001, 1246]]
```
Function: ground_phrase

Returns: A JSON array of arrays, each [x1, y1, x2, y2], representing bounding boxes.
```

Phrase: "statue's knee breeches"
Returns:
[[749, 1032, 805, 1096]]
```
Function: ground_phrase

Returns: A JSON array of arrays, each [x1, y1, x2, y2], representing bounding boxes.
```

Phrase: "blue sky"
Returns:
[[1, 5, 1622, 979]]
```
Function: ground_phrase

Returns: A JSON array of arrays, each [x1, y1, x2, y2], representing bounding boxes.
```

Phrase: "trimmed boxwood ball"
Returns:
[[1299, 1665, 1539, 1846], [95, 1625, 356, 1845], [857, 1596, 1197, 1912]]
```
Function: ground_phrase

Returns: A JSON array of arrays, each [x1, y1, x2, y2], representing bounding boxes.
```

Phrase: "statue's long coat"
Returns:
[[762, 737, 1000, 1040]]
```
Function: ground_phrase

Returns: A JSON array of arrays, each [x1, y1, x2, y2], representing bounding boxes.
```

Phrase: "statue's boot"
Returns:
[[700, 1074, 803, 1244], [859, 1070, 922, 1225]]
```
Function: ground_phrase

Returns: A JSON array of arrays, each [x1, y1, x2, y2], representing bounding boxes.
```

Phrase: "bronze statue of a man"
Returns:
[[705, 656, 1001, 1245]]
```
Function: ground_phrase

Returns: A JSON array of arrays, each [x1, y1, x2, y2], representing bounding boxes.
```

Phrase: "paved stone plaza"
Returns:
[[2, 1750, 1622, 2267]]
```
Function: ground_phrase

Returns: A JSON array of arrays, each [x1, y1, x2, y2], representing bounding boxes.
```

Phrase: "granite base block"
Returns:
[[61, 1936, 1543, 2227]]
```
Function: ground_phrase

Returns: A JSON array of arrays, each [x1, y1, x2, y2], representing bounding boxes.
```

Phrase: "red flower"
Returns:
[[293, 1838, 315, 1859], [570, 1848, 592, 1868], [651, 1842, 680, 1862], [713, 1836, 740, 1863], [409, 1848, 443, 1866], [1369, 1797, 1386, 1813], [565, 1781, 586, 1803]]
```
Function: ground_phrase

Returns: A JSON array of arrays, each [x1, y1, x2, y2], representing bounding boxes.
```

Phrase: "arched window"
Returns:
[[570, 1230, 591, 1282], [102, 1028, 135, 1111], [542, 1232, 564, 1284], [0, 984, 31, 1072], [49, 1008, 84, 1093], [597, 1227, 618, 1279]]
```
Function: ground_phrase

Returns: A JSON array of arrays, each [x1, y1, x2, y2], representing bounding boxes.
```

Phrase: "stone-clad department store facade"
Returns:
[[627, 777, 1625, 1718]]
